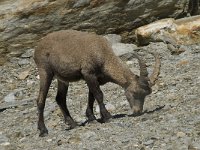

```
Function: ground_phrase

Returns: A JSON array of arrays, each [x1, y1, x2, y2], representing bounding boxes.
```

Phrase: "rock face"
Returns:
[[0, 0, 199, 62]]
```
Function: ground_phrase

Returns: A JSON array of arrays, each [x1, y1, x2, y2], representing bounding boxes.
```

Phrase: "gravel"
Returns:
[[0, 41, 200, 150]]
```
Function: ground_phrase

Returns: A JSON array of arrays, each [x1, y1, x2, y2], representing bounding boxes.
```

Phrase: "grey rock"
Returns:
[[81, 131, 97, 140], [112, 43, 138, 57], [73, 0, 91, 8], [20, 49, 34, 58], [0, 0, 195, 59], [4, 93, 15, 103], [18, 59, 30, 65], [95, 103, 116, 113], [143, 139, 154, 146], [188, 143, 200, 150], [104, 34, 122, 44], [0, 133, 10, 146]]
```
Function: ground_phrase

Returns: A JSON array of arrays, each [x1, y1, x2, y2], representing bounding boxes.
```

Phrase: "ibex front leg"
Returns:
[[82, 71, 112, 122], [86, 91, 96, 122], [56, 80, 77, 129]]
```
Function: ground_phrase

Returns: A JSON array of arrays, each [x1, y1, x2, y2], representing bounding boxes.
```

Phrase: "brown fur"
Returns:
[[34, 30, 160, 137]]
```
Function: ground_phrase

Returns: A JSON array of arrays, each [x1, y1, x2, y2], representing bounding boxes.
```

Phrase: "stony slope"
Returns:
[[0, 41, 200, 150]]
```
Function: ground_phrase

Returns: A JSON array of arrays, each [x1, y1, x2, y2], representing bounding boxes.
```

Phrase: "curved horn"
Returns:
[[131, 52, 148, 79], [149, 52, 161, 87]]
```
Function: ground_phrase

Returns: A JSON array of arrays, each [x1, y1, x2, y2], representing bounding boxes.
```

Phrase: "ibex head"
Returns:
[[125, 52, 161, 115]]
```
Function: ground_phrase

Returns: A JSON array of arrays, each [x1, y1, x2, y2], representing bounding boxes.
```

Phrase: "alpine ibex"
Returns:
[[34, 30, 160, 136]]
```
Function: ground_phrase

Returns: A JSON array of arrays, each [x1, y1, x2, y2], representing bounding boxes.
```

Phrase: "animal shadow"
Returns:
[[80, 105, 165, 126]]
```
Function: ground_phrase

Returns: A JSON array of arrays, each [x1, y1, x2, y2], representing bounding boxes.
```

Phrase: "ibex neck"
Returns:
[[104, 57, 137, 88]]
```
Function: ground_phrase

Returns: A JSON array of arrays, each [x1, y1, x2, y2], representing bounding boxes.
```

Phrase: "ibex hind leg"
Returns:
[[56, 80, 77, 129], [37, 68, 53, 137]]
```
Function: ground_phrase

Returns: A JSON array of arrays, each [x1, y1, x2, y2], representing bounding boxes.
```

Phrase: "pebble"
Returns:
[[143, 140, 154, 146], [18, 69, 30, 80], [18, 59, 30, 65], [0, 142, 10, 146], [67, 135, 81, 144], [0, 134, 10, 146], [95, 103, 116, 113], [104, 34, 122, 43], [46, 139, 53, 142], [4, 92, 15, 102], [81, 131, 97, 140], [73, 0, 91, 8], [20, 49, 33, 58], [177, 132, 186, 138], [19, 137, 26, 143], [57, 139, 62, 146], [188, 143, 200, 150], [126, 60, 134, 65]]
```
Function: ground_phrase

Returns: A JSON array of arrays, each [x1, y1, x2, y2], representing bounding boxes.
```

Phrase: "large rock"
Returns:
[[136, 15, 200, 45], [135, 15, 200, 54], [0, 0, 199, 63]]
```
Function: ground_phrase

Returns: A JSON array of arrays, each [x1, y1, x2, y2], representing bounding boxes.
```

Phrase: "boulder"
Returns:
[[135, 15, 200, 53]]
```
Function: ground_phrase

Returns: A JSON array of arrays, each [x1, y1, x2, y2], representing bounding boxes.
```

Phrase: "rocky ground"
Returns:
[[0, 39, 200, 150]]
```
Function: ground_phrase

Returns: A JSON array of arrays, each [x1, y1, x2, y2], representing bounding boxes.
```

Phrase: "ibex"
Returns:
[[34, 30, 160, 137]]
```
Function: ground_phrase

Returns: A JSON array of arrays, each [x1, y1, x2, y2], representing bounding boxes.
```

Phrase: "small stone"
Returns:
[[4, 92, 15, 102], [14, 131, 23, 138], [9, 50, 24, 57], [177, 132, 186, 138], [81, 131, 97, 140], [67, 135, 81, 144], [36, 75, 40, 79], [57, 139, 62, 146], [176, 60, 189, 67], [104, 34, 122, 43], [126, 60, 134, 65], [18, 69, 30, 80], [0, 56, 7, 66], [106, 103, 116, 112], [0, 142, 10, 146], [18, 59, 30, 65], [20, 49, 33, 58], [19, 137, 26, 143], [46, 139, 52, 142], [120, 101, 129, 106], [112, 43, 136, 57], [0, 134, 10, 146], [73, 0, 91, 8], [95, 103, 115, 113], [188, 143, 200, 150], [143, 139, 154, 146], [27, 80, 34, 86]]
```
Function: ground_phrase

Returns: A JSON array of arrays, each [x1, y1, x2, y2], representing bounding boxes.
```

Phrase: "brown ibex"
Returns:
[[34, 30, 160, 137]]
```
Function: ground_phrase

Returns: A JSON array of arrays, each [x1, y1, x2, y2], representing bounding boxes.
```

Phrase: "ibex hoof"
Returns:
[[101, 113, 113, 123], [88, 119, 98, 124], [39, 128, 48, 137], [68, 122, 78, 130]]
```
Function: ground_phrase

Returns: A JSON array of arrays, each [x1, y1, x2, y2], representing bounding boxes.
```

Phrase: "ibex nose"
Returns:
[[132, 106, 143, 116]]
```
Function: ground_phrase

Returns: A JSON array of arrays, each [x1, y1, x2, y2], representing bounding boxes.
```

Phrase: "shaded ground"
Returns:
[[0, 42, 200, 150]]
